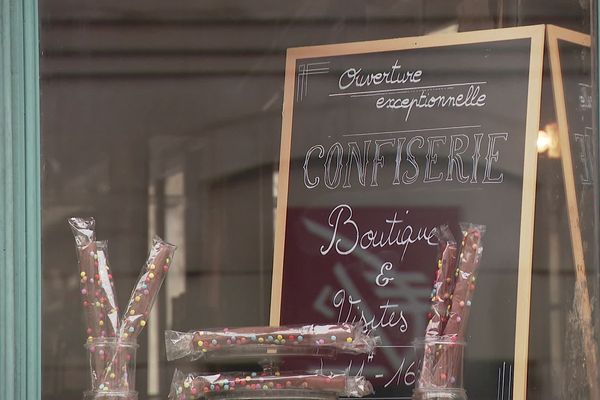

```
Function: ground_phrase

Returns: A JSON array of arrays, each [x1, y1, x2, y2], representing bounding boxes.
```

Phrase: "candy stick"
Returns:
[[90, 242, 120, 388], [95, 241, 120, 335], [69, 217, 120, 338], [69, 217, 101, 339], [165, 323, 380, 361], [419, 226, 458, 388], [98, 236, 176, 390], [433, 223, 485, 387], [443, 224, 485, 341], [69, 217, 121, 394], [119, 235, 176, 340], [168, 370, 374, 400], [425, 225, 458, 338]]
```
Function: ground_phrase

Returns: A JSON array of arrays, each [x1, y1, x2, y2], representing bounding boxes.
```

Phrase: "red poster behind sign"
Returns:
[[278, 206, 459, 399]]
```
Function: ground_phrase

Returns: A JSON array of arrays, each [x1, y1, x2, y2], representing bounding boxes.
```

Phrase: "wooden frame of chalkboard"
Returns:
[[271, 25, 544, 400], [547, 25, 600, 399]]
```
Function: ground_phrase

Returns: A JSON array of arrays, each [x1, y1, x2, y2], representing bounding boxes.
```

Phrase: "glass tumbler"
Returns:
[[84, 338, 139, 399], [412, 338, 467, 400]]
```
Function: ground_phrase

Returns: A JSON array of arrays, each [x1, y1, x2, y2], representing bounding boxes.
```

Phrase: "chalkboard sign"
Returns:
[[271, 26, 544, 400], [547, 25, 600, 398]]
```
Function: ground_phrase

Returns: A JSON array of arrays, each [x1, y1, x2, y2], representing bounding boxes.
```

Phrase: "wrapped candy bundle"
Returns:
[[425, 225, 458, 338], [415, 223, 485, 399], [69, 218, 120, 339], [165, 322, 379, 361], [168, 369, 374, 400], [443, 224, 485, 343], [69, 217, 177, 399], [418, 226, 458, 389], [98, 236, 177, 392], [120, 236, 176, 340]]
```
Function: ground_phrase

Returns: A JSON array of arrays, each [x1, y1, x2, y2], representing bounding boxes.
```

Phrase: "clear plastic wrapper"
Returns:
[[419, 226, 458, 393], [168, 369, 374, 400], [442, 223, 485, 343], [425, 225, 457, 338], [119, 235, 177, 340], [416, 223, 485, 395], [100, 235, 176, 392], [165, 323, 379, 361], [69, 217, 120, 338], [69, 219, 178, 398]]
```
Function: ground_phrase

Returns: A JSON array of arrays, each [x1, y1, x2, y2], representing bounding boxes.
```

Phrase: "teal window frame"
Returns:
[[0, 0, 41, 399]]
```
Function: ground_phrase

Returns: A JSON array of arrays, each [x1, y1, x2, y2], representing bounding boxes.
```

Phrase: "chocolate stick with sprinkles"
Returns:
[[68, 217, 120, 339], [434, 223, 485, 387], [419, 225, 458, 388], [119, 236, 176, 340], [102, 236, 176, 390], [169, 370, 374, 400], [165, 323, 379, 361], [425, 225, 458, 338], [69, 217, 121, 393]]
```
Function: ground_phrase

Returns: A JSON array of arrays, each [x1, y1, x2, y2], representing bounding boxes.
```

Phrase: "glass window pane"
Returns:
[[40, 1, 598, 399]]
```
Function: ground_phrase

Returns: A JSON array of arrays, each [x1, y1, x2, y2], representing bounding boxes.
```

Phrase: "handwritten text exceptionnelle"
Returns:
[[338, 60, 486, 121]]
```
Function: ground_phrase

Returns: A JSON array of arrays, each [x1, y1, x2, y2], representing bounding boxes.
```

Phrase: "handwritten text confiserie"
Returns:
[[303, 132, 508, 189]]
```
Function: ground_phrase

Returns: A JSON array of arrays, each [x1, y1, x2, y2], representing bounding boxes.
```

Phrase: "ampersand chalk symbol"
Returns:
[[376, 262, 394, 287]]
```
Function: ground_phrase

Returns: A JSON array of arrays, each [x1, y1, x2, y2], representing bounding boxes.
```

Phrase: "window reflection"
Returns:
[[40, 1, 594, 399]]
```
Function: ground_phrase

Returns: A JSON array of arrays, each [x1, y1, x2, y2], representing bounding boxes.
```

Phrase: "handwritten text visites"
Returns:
[[333, 289, 409, 333]]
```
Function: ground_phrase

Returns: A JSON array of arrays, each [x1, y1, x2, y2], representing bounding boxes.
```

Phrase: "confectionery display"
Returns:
[[424, 225, 458, 339], [443, 225, 485, 343], [166, 322, 377, 399], [69, 217, 177, 399], [69, 218, 120, 339], [69, 217, 488, 400], [99, 236, 176, 392], [418, 226, 458, 393], [415, 223, 485, 398], [168, 370, 374, 400], [165, 322, 379, 361], [120, 237, 176, 340]]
